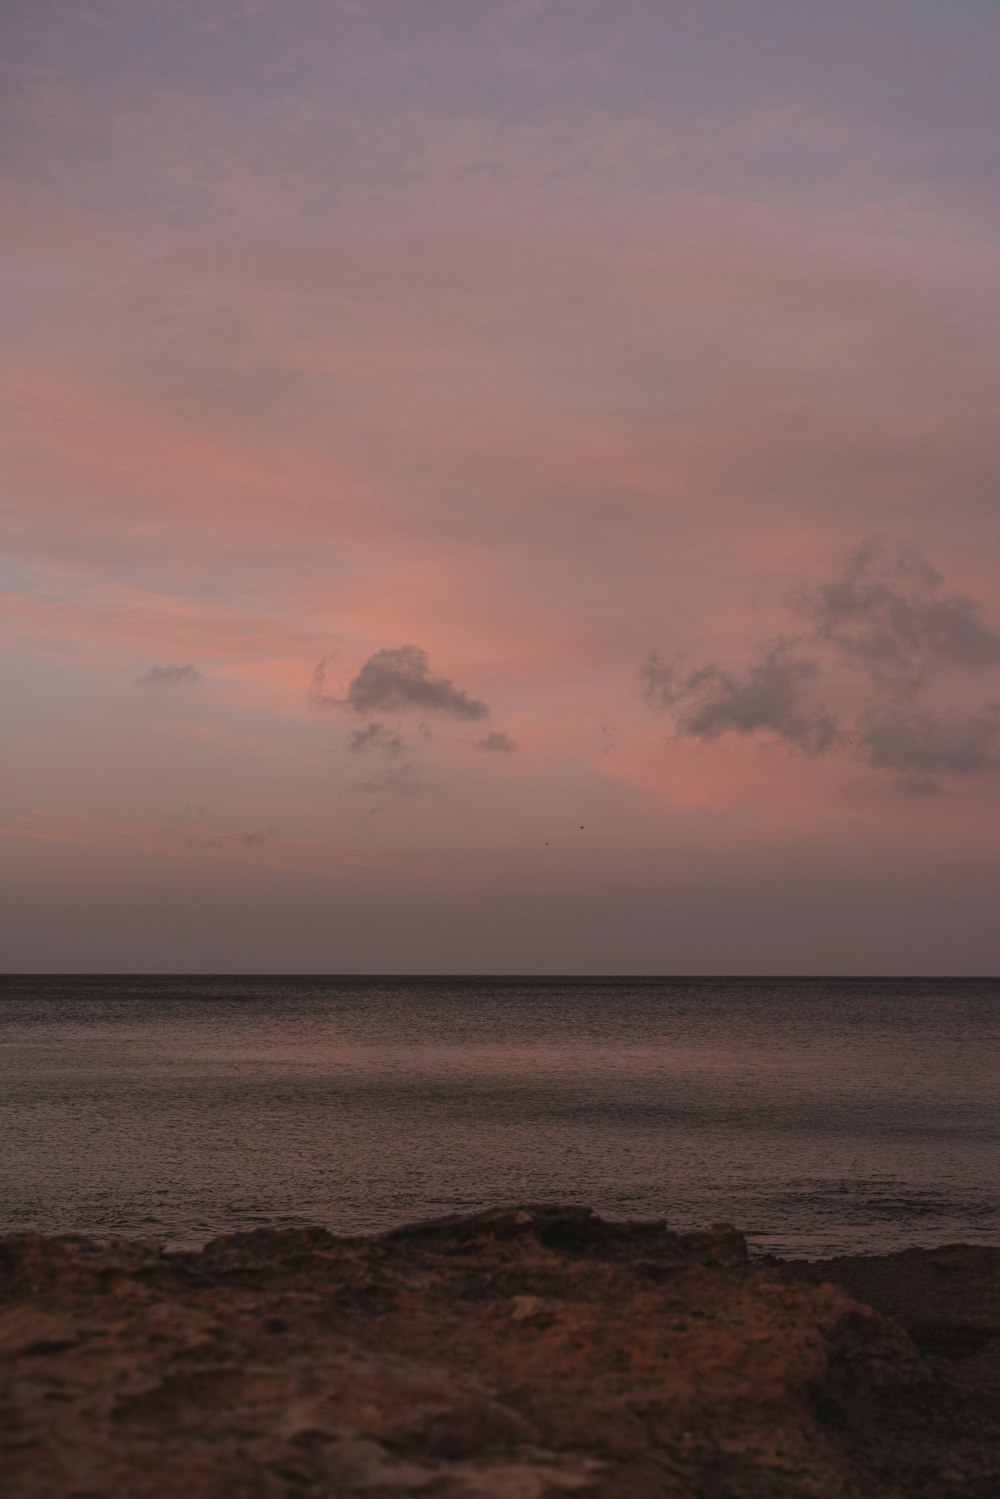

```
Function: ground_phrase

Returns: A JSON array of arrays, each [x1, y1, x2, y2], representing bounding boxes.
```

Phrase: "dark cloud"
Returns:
[[310, 645, 489, 720], [307, 654, 339, 710], [476, 730, 517, 752], [799, 537, 1000, 687], [639, 655, 681, 708], [862, 705, 1000, 777], [641, 642, 839, 754], [137, 664, 201, 686], [347, 722, 406, 756], [645, 539, 1000, 796]]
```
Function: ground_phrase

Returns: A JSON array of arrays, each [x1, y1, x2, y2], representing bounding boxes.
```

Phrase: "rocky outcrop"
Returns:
[[1, 1204, 997, 1497]]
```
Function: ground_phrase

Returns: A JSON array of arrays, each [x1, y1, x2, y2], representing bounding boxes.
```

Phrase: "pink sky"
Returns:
[[3, 1, 1000, 971]]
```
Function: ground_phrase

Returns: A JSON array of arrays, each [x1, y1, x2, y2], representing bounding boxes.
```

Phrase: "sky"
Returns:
[[3, 0, 1000, 973]]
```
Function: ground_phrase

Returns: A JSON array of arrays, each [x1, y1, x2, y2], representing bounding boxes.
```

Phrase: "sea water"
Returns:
[[1, 974, 996, 1257]]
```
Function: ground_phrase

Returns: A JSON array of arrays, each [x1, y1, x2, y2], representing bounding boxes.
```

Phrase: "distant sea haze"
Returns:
[[2, 975, 997, 1258]]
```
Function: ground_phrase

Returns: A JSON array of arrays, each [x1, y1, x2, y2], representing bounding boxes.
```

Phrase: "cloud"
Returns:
[[641, 641, 839, 754], [348, 646, 489, 720], [893, 775, 941, 798], [799, 537, 1000, 688], [310, 645, 489, 720], [347, 721, 406, 756], [164, 802, 212, 827], [237, 829, 275, 847], [307, 654, 339, 711], [862, 705, 1000, 777], [186, 827, 276, 850], [644, 539, 1000, 795], [137, 663, 201, 686], [476, 730, 517, 752], [353, 762, 424, 798]]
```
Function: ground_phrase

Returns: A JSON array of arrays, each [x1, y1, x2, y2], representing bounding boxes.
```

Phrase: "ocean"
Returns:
[[1, 974, 997, 1258]]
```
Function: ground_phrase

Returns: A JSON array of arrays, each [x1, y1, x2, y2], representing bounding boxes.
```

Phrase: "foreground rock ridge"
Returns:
[[1, 1205, 998, 1498]]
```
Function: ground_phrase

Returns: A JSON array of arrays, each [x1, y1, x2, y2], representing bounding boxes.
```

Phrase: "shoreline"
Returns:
[[3, 1216, 993, 1264], [3, 1204, 998, 1497]]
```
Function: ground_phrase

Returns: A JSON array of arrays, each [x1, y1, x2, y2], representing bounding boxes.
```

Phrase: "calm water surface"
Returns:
[[1, 975, 997, 1257]]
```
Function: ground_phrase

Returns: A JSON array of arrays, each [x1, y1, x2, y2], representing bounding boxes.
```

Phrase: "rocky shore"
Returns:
[[1, 1205, 998, 1497]]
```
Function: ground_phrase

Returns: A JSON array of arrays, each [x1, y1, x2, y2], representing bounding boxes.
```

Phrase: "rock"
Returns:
[[0, 1208, 997, 1497]]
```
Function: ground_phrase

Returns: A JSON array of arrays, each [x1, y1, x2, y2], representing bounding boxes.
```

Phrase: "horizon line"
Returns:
[[3, 972, 997, 982]]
